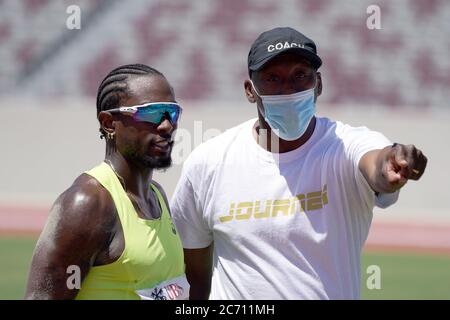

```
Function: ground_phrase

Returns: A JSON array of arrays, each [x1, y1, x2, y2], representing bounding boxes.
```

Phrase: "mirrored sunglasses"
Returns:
[[108, 102, 182, 124]]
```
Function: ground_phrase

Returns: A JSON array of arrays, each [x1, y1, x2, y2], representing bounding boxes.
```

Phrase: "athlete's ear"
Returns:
[[244, 79, 257, 104], [98, 111, 115, 135]]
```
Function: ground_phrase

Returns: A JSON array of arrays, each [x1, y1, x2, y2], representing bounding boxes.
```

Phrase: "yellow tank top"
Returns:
[[75, 162, 188, 300]]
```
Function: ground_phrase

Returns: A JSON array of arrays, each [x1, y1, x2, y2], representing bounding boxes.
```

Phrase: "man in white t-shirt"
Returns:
[[171, 27, 428, 299]]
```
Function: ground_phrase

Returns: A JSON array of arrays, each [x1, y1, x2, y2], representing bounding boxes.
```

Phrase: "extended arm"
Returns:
[[359, 143, 428, 194]]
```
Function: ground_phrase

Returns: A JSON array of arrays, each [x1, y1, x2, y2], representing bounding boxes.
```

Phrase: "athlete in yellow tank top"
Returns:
[[25, 64, 188, 300], [75, 162, 187, 300]]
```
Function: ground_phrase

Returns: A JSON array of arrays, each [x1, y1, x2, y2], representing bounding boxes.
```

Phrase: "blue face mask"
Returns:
[[251, 82, 316, 141]]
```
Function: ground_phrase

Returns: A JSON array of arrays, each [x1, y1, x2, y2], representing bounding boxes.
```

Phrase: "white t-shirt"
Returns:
[[171, 117, 399, 300]]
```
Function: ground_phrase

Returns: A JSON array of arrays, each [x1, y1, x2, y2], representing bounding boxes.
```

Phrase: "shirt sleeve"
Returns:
[[170, 164, 213, 249], [344, 126, 400, 209]]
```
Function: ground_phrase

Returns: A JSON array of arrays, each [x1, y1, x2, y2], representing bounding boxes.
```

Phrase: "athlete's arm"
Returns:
[[359, 143, 427, 194], [24, 175, 116, 300], [184, 244, 213, 300]]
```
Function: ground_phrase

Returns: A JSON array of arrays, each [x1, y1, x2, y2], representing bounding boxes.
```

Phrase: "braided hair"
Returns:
[[96, 64, 163, 138]]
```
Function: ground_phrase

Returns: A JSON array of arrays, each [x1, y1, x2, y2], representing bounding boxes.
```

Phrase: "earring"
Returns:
[[106, 131, 115, 140]]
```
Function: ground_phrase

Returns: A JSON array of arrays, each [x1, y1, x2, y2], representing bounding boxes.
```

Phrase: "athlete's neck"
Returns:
[[253, 116, 316, 153], [104, 152, 154, 199]]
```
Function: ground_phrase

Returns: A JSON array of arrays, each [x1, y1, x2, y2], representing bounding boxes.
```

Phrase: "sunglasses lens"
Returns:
[[168, 108, 181, 123], [134, 104, 181, 124]]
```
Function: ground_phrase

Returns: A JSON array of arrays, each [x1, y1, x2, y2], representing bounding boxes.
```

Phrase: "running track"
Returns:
[[1, 204, 450, 256]]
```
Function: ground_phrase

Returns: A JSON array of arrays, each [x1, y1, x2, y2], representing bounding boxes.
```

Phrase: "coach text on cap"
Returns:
[[248, 27, 322, 75]]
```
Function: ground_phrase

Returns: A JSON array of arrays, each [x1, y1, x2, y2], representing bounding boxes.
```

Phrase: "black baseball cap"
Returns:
[[248, 27, 322, 75]]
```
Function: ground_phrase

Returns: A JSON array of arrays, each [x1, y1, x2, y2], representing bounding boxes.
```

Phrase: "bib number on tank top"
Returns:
[[135, 274, 190, 300]]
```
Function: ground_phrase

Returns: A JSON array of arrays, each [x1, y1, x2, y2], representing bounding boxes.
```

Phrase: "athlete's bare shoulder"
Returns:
[[56, 173, 116, 227]]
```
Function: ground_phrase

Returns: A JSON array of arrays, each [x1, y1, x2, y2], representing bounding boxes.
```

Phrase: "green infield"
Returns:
[[0, 236, 449, 300], [0, 236, 37, 299], [361, 250, 450, 299]]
